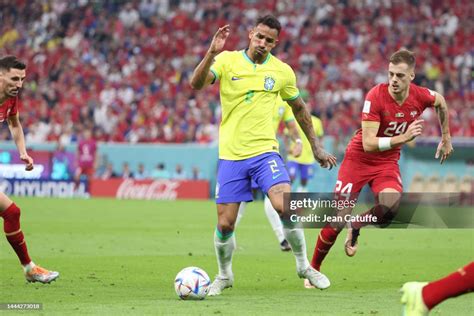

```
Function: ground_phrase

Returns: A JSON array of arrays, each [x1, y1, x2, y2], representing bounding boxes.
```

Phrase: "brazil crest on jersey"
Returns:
[[211, 50, 300, 160]]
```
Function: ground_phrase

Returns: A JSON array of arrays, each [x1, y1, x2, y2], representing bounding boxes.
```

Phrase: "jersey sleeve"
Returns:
[[417, 86, 436, 109], [361, 86, 382, 123], [9, 97, 19, 116], [210, 51, 229, 84], [280, 65, 300, 101]]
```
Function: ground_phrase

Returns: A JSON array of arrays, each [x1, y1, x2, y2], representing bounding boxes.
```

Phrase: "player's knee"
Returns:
[[0, 203, 21, 220], [1, 203, 21, 232], [378, 190, 401, 209], [217, 224, 234, 235], [217, 221, 235, 235]]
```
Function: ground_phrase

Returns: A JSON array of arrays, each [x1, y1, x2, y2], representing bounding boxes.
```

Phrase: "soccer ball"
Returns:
[[174, 267, 211, 300]]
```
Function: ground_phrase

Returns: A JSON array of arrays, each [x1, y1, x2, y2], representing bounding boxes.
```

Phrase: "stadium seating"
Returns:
[[407, 173, 426, 193], [442, 174, 460, 193], [425, 174, 442, 193], [0, 1, 472, 144], [459, 175, 473, 194]]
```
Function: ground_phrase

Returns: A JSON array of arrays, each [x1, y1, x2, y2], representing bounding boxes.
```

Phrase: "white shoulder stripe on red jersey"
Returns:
[[362, 100, 371, 113]]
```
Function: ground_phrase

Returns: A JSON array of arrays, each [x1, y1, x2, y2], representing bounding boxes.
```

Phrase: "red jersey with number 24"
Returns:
[[345, 83, 435, 163]]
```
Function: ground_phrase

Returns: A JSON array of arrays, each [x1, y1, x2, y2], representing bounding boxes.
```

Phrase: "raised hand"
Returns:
[[209, 25, 230, 55]]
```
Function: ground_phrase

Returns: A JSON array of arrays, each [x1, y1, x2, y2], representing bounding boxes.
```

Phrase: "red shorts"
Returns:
[[76, 166, 94, 178], [335, 157, 403, 198]]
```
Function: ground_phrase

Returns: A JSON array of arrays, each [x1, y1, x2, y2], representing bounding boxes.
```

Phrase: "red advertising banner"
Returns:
[[90, 179, 210, 200]]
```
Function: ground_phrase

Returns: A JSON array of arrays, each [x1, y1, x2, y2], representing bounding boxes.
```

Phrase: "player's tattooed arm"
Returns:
[[433, 92, 453, 164], [288, 97, 337, 169], [287, 97, 321, 154]]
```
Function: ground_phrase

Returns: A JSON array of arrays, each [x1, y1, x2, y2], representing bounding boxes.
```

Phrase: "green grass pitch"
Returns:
[[0, 198, 472, 315]]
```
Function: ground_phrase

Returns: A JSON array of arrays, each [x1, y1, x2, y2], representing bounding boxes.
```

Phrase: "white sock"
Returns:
[[297, 185, 308, 193], [264, 196, 285, 243], [214, 229, 235, 278], [284, 228, 310, 273], [23, 261, 36, 272], [235, 202, 246, 227]]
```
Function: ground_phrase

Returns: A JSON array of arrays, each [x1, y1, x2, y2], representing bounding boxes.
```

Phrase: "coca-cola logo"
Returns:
[[116, 179, 180, 200]]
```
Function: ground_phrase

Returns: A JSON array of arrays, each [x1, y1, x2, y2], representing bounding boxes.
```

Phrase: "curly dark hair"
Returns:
[[256, 15, 281, 35]]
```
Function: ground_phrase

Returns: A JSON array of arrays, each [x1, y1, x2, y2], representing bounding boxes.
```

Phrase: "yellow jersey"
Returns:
[[273, 97, 294, 132], [287, 115, 324, 165], [211, 50, 299, 160]]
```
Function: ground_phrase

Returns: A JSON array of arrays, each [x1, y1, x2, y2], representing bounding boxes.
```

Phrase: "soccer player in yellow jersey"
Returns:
[[236, 98, 302, 252], [190, 15, 337, 295], [286, 113, 324, 192]]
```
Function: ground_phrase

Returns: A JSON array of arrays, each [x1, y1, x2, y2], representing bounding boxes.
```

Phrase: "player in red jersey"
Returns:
[[401, 261, 474, 315], [306, 49, 453, 288], [0, 55, 59, 283], [74, 128, 97, 192]]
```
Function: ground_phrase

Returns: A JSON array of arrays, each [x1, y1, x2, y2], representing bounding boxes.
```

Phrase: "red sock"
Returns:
[[1, 203, 31, 265], [422, 262, 474, 310], [310, 224, 339, 271]]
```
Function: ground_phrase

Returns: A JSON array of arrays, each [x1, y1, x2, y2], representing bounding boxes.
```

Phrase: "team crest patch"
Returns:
[[410, 111, 418, 118], [264, 76, 275, 91]]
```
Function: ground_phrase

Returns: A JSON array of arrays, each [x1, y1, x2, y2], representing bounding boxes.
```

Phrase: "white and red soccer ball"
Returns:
[[174, 267, 210, 300]]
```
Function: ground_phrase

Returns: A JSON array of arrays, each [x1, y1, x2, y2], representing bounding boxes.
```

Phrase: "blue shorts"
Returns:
[[287, 161, 314, 181], [251, 178, 259, 190], [215, 152, 291, 203]]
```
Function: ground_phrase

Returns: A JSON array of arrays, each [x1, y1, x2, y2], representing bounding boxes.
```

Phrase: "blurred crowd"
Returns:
[[94, 159, 203, 181], [0, 0, 472, 147]]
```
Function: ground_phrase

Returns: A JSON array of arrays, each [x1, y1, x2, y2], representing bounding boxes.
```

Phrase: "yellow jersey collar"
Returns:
[[242, 49, 271, 65]]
